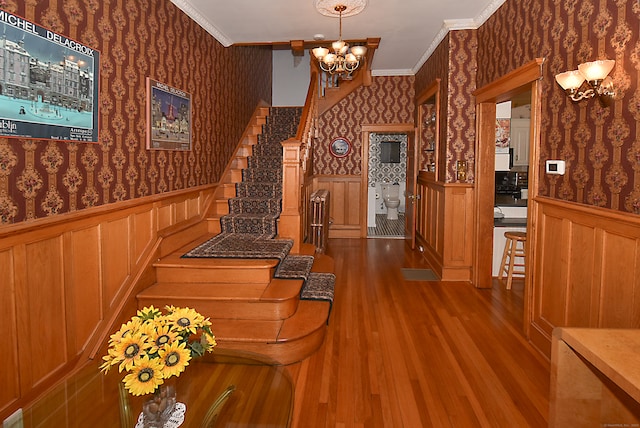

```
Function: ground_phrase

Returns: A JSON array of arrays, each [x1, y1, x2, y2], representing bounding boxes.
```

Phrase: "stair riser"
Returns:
[[233, 157, 248, 169], [207, 218, 221, 234], [156, 267, 274, 284], [214, 327, 326, 365], [214, 200, 229, 215], [137, 296, 297, 321]]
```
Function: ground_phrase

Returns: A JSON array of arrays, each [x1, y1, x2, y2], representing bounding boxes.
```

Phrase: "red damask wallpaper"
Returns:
[[314, 75, 415, 176], [413, 30, 479, 184], [479, 0, 640, 213], [0, 0, 271, 224]]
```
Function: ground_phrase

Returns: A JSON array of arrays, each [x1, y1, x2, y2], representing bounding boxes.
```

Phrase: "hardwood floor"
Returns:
[[287, 238, 549, 427]]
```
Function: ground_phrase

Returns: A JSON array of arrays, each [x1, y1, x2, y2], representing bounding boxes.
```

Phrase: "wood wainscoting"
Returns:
[[529, 197, 640, 358], [311, 175, 361, 238], [0, 185, 215, 420], [416, 172, 474, 281]]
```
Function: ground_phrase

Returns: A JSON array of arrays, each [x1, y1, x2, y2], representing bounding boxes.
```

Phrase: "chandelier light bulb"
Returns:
[[350, 45, 367, 59], [312, 47, 329, 60], [324, 53, 337, 65]]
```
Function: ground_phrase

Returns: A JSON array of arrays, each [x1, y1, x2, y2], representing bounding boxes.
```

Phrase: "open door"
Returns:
[[404, 131, 418, 249]]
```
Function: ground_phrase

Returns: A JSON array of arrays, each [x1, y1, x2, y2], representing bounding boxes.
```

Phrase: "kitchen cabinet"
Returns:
[[510, 118, 530, 166]]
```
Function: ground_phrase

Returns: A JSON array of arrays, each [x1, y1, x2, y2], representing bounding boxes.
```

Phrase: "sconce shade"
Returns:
[[578, 60, 615, 82], [555, 59, 616, 105], [555, 70, 585, 91]]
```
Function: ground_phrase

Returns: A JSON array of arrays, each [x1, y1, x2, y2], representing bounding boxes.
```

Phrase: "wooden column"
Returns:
[[280, 138, 303, 253]]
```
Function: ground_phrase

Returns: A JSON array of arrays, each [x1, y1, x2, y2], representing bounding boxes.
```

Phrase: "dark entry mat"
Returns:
[[401, 268, 439, 281]]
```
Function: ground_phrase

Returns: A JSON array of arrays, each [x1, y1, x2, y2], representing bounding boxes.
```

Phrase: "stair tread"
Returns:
[[311, 253, 335, 273], [156, 233, 282, 269], [278, 300, 330, 341], [155, 254, 280, 270]]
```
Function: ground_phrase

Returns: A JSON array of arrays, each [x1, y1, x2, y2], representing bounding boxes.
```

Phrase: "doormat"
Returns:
[[401, 268, 439, 281]]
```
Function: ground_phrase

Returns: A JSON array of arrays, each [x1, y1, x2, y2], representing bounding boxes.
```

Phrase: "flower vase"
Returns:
[[142, 383, 176, 428]]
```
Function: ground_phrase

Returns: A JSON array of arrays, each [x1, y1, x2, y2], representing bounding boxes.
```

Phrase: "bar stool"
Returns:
[[498, 231, 527, 290]]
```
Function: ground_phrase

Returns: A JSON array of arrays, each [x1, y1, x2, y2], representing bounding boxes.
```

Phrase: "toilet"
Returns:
[[381, 183, 401, 220]]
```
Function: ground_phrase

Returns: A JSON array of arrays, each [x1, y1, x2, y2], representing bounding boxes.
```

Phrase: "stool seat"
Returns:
[[498, 231, 527, 290]]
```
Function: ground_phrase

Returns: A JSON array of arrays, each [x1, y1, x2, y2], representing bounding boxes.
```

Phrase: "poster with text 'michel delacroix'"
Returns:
[[0, 11, 99, 142]]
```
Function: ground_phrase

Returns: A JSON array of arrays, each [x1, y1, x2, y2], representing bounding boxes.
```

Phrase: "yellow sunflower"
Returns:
[[166, 306, 209, 335], [158, 341, 191, 378], [146, 323, 179, 354], [135, 305, 162, 322], [112, 332, 149, 373], [123, 355, 164, 396], [107, 317, 143, 345], [200, 328, 217, 351]]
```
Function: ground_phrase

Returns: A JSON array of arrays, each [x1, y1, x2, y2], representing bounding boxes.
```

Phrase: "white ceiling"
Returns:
[[170, 0, 507, 75]]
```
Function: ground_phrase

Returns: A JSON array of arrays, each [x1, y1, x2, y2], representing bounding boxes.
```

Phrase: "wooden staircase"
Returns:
[[136, 106, 334, 365], [138, 236, 333, 365]]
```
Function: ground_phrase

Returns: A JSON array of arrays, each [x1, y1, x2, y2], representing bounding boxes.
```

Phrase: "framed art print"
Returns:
[[329, 136, 351, 158], [147, 78, 192, 151], [0, 11, 100, 142]]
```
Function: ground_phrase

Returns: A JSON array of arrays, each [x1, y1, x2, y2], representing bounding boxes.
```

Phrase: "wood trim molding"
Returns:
[[530, 196, 640, 358], [472, 61, 544, 350], [474, 58, 545, 103], [360, 123, 415, 238]]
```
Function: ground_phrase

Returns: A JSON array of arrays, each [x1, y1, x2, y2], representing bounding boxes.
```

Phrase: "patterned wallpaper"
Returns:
[[367, 133, 408, 185], [414, 31, 478, 183], [313, 75, 414, 176], [0, 0, 271, 224], [478, 0, 640, 213]]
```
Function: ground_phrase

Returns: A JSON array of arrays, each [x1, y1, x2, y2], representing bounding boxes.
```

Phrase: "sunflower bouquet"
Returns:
[[100, 305, 216, 396]]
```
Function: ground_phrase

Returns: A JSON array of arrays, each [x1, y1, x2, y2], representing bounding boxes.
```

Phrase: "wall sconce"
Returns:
[[456, 160, 467, 181], [555, 59, 616, 106]]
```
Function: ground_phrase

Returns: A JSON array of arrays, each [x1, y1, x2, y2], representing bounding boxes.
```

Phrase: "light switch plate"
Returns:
[[545, 160, 565, 175]]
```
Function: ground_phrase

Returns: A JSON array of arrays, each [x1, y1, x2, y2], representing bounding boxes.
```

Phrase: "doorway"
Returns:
[[473, 59, 544, 334], [360, 123, 415, 239]]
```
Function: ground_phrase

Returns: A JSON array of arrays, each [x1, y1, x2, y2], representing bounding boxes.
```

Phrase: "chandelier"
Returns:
[[312, 4, 367, 76]]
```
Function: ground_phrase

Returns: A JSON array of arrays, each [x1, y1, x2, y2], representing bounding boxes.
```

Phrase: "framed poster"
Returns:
[[146, 78, 192, 151], [0, 11, 99, 142], [329, 136, 351, 158], [495, 119, 511, 148]]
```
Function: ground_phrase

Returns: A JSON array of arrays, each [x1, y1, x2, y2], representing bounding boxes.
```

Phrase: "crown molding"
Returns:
[[371, 69, 415, 77], [170, 0, 233, 47], [410, 0, 507, 74]]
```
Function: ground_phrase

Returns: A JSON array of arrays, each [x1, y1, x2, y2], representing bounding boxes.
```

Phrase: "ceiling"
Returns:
[[170, 0, 507, 75]]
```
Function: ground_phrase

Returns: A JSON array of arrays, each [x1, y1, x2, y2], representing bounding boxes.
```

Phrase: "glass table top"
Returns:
[[22, 348, 294, 427]]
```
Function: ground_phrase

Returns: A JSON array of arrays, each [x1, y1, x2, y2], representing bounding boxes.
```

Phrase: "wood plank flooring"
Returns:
[[287, 238, 549, 427]]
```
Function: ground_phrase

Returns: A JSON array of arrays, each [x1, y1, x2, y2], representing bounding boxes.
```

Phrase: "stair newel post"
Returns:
[[280, 138, 303, 253]]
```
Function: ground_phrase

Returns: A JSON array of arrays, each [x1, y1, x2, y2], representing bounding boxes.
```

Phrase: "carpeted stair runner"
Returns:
[[182, 107, 334, 306]]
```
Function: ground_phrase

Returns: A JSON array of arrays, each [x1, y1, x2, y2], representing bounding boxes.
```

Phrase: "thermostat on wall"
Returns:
[[546, 160, 566, 175]]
